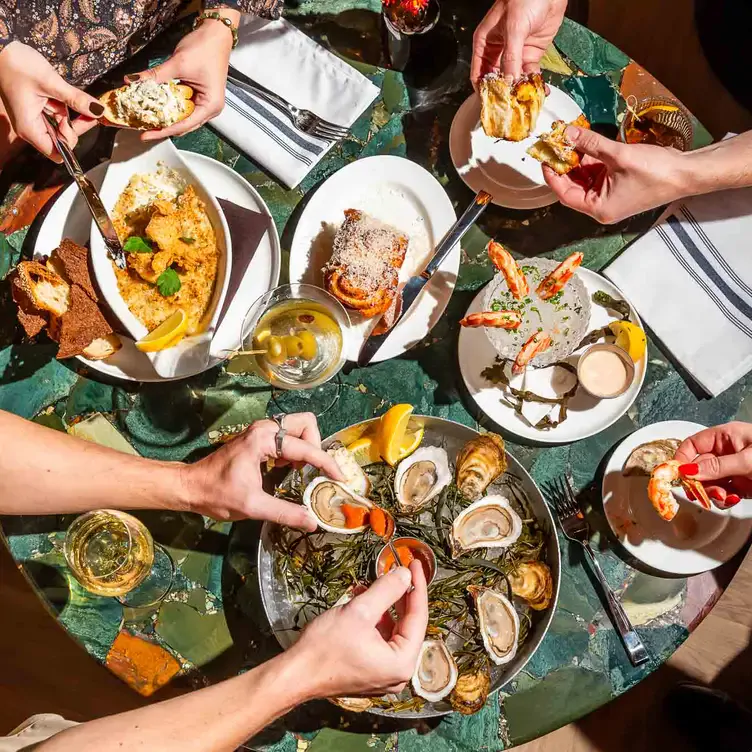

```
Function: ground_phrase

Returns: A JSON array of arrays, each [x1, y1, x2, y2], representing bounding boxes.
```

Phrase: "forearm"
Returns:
[[203, 0, 283, 19], [679, 130, 752, 197], [0, 410, 190, 516], [39, 651, 316, 752]]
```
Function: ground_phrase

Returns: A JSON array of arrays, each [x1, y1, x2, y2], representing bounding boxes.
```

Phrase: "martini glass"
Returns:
[[239, 284, 351, 415]]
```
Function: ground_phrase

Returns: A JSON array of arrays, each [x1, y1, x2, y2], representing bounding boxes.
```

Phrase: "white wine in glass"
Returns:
[[64, 510, 156, 598]]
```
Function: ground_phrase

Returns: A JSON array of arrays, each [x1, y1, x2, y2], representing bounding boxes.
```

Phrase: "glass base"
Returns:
[[117, 543, 174, 608], [272, 375, 341, 416]]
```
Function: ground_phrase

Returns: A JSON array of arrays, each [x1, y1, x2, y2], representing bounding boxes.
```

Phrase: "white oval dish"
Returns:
[[89, 131, 232, 379]]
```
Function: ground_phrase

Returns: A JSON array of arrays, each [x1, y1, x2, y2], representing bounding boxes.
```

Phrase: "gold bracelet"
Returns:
[[193, 11, 239, 49]]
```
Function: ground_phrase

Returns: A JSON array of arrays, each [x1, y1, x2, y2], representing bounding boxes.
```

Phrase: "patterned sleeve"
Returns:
[[203, 0, 284, 19], [0, 3, 14, 52]]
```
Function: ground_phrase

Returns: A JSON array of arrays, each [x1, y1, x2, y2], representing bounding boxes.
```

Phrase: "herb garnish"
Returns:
[[156, 267, 181, 297], [179, 236, 195, 244], [124, 236, 153, 254]]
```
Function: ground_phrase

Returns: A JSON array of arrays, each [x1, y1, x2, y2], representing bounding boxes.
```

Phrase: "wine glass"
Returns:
[[238, 283, 351, 415], [64, 510, 174, 608]]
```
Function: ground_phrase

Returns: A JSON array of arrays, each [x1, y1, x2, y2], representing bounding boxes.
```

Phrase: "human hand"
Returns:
[[133, 12, 237, 142], [0, 42, 102, 162], [290, 561, 428, 698], [543, 125, 687, 224], [471, 0, 567, 88], [182, 412, 343, 528], [674, 422, 752, 508]]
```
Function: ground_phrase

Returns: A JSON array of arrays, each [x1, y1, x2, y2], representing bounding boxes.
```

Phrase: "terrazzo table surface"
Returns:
[[0, 3, 746, 750]]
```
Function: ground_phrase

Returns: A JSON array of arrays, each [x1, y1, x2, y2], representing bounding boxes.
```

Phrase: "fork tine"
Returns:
[[563, 476, 581, 516], [310, 121, 349, 140]]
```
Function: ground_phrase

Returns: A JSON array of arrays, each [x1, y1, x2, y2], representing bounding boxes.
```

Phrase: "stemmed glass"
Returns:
[[64, 510, 174, 608], [239, 283, 351, 415]]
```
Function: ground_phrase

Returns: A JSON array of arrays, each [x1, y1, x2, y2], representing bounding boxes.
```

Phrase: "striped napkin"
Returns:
[[210, 16, 379, 189], [604, 185, 752, 397]]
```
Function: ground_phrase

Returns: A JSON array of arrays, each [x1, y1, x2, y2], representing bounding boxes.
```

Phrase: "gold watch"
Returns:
[[193, 11, 239, 48]]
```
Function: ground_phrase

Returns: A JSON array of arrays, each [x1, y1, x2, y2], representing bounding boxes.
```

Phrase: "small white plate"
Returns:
[[449, 87, 583, 209], [459, 268, 646, 443], [603, 421, 752, 575], [288, 155, 459, 363], [33, 152, 280, 382]]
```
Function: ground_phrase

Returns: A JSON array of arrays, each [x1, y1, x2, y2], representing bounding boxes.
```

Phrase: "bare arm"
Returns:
[[0, 409, 341, 527], [681, 130, 752, 196], [39, 564, 427, 752]]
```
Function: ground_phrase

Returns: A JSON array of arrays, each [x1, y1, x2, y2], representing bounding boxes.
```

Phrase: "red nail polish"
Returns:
[[724, 494, 741, 508], [678, 463, 699, 477], [708, 488, 725, 502]]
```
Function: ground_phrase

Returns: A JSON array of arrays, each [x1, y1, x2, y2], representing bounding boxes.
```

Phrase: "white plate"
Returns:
[[459, 268, 646, 443], [288, 155, 459, 362], [449, 87, 583, 209], [602, 421, 752, 575], [33, 152, 280, 382]]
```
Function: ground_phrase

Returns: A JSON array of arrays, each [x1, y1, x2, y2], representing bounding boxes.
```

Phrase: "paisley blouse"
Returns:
[[0, 0, 283, 86]]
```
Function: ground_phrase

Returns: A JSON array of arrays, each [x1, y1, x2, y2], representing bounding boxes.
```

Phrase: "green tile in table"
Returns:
[[554, 18, 631, 76]]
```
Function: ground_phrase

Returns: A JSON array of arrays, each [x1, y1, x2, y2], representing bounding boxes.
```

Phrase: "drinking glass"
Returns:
[[64, 510, 174, 608], [239, 283, 351, 415]]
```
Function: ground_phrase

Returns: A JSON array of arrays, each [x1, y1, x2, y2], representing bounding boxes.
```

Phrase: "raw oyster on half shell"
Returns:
[[327, 443, 371, 496], [449, 495, 522, 558], [303, 476, 372, 534], [449, 665, 491, 715], [509, 561, 554, 611], [411, 639, 458, 703], [330, 697, 373, 713], [622, 439, 681, 476], [394, 446, 451, 513], [468, 585, 520, 666], [455, 433, 507, 500]]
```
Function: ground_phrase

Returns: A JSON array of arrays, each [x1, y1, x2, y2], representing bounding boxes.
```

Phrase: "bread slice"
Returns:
[[527, 114, 591, 175], [57, 285, 114, 360], [14, 261, 70, 317], [47, 239, 98, 302], [480, 73, 546, 141], [83, 334, 123, 361], [99, 81, 194, 130]]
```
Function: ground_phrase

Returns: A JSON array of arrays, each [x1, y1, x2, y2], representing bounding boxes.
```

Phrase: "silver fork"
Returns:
[[546, 475, 650, 667], [226, 69, 350, 142]]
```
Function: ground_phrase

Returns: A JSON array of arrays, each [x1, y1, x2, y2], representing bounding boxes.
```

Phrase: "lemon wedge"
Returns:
[[609, 320, 646, 362], [347, 436, 382, 466], [135, 310, 188, 353], [379, 404, 425, 466]]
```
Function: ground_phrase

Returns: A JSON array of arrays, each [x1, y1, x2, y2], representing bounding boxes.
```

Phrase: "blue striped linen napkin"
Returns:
[[604, 185, 752, 397], [210, 16, 379, 189]]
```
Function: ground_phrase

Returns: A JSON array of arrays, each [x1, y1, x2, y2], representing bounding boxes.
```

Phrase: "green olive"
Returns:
[[265, 336, 286, 365], [297, 330, 318, 361]]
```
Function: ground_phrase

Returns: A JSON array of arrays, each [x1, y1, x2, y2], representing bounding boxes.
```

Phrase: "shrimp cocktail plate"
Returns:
[[459, 242, 648, 443], [257, 410, 560, 719]]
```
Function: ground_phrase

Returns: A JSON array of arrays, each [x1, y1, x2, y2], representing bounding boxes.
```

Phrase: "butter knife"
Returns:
[[357, 190, 492, 367], [43, 112, 126, 269]]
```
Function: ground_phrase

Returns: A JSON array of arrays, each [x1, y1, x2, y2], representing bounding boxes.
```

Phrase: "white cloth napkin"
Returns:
[[210, 16, 379, 189], [604, 185, 752, 397]]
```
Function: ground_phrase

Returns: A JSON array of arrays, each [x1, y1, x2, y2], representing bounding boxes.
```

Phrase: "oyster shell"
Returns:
[[328, 444, 371, 495], [329, 697, 373, 713], [468, 585, 520, 666], [456, 433, 507, 500], [303, 476, 372, 534], [411, 639, 458, 703], [623, 439, 681, 477], [449, 495, 522, 558], [449, 665, 491, 715], [394, 446, 451, 513], [509, 561, 553, 611]]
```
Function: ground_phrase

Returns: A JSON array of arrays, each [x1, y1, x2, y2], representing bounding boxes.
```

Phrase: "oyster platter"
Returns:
[[258, 413, 560, 718]]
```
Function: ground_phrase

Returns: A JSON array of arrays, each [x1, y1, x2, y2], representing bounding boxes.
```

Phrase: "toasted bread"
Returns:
[[11, 273, 48, 337], [57, 285, 114, 360], [83, 334, 122, 361], [47, 239, 98, 302], [527, 114, 591, 175], [14, 261, 70, 317], [99, 81, 194, 130], [480, 73, 546, 141]]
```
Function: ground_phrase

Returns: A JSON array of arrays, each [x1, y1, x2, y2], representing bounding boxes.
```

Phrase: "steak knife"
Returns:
[[357, 190, 492, 367], [43, 112, 127, 269]]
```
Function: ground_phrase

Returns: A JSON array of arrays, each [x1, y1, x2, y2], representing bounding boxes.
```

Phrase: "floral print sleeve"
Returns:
[[0, 0, 286, 86]]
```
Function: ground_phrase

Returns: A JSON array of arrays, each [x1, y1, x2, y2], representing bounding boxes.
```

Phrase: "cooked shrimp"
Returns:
[[488, 241, 529, 300], [647, 460, 712, 521], [536, 251, 584, 300], [512, 331, 552, 374], [460, 311, 522, 329]]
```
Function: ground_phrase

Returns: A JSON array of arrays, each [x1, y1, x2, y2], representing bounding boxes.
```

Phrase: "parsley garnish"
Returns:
[[179, 236, 195, 244], [124, 236, 153, 254], [156, 267, 181, 297]]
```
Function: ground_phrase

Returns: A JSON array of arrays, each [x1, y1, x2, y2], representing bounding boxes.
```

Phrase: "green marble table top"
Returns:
[[0, 4, 746, 751]]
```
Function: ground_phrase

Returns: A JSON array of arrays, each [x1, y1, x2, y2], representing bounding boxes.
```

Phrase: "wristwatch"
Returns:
[[193, 11, 239, 48]]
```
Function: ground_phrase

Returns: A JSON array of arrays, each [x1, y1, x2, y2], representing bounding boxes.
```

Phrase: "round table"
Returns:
[[0, 4, 745, 751]]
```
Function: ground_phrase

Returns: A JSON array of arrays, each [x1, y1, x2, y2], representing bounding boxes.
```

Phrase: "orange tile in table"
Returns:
[[105, 630, 182, 697]]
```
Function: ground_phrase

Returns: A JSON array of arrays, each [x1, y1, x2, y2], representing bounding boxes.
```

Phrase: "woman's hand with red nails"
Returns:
[[674, 422, 752, 506]]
